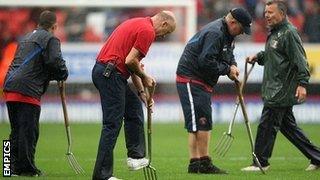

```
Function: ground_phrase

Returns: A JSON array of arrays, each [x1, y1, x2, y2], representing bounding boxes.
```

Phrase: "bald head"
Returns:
[[151, 11, 176, 37], [156, 11, 176, 22]]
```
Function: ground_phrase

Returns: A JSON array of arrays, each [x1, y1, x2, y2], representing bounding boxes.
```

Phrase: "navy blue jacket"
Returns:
[[176, 18, 237, 87], [4, 28, 68, 99]]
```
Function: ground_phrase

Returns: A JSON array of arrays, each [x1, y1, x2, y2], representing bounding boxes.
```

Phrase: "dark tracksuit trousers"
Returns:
[[254, 106, 320, 167], [92, 62, 146, 180], [6, 102, 41, 174]]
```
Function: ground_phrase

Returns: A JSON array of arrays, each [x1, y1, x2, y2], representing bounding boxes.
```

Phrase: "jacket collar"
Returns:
[[270, 18, 289, 32], [222, 17, 234, 40]]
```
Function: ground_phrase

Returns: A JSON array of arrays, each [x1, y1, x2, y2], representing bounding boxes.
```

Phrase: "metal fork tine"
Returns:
[[142, 166, 158, 180], [146, 168, 149, 180], [214, 135, 225, 153], [143, 168, 147, 180], [216, 141, 226, 156], [69, 156, 81, 174], [67, 156, 78, 174], [66, 153, 84, 174], [148, 167, 152, 180], [221, 137, 233, 155], [71, 154, 85, 173], [152, 167, 157, 180], [151, 169, 154, 180], [71, 157, 82, 174], [150, 170, 154, 180], [72, 160, 82, 174], [74, 160, 84, 173], [214, 139, 222, 152], [214, 132, 234, 157], [220, 137, 234, 157], [150, 168, 153, 180], [216, 136, 228, 154], [152, 171, 156, 180], [150, 166, 156, 180], [217, 146, 225, 156], [154, 171, 158, 180], [68, 155, 78, 173]]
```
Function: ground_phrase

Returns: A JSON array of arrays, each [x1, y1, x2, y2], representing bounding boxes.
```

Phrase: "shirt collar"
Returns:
[[147, 17, 153, 26], [222, 17, 234, 40], [270, 18, 288, 32]]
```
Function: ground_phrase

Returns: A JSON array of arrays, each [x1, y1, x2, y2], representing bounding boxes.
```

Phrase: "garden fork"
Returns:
[[214, 62, 255, 157], [58, 81, 85, 174], [143, 84, 158, 180], [234, 79, 265, 174]]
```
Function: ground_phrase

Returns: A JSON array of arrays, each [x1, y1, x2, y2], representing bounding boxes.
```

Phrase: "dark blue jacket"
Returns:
[[4, 28, 68, 99], [176, 18, 237, 87]]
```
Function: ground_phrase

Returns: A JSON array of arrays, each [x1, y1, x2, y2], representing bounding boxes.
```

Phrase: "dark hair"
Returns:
[[38, 10, 56, 29], [266, 0, 288, 15]]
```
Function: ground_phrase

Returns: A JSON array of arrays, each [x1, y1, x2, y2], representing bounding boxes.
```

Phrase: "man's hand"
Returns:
[[246, 55, 258, 64], [228, 65, 240, 81], [138, 90, 147, 105], [138, 90, 154, 113], [141, 75, 156, 88], [147, 98, 154, 113], [295, 85, 307, 103]]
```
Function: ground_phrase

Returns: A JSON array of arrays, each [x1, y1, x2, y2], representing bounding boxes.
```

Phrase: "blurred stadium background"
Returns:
[[0, 0, 320, 124]]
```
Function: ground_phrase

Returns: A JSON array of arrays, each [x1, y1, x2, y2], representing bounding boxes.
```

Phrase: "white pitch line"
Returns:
[[227, 156, 305, 161], [36, 156, 306, 162]]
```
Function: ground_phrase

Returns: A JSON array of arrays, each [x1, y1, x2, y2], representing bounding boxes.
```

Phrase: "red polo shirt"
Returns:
[[96, 17, 155, 79]]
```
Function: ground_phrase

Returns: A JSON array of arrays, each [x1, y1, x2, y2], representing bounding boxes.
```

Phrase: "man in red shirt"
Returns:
[[92, 11, 176, 180]]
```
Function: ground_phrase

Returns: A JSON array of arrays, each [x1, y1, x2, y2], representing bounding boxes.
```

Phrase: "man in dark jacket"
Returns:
[[241, 0, 320, 172], [176, 7, 252, 174], [3, 10, 68, 176]]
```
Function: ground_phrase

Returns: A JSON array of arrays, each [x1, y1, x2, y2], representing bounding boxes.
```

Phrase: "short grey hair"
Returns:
[[266, 0, 288, 15]]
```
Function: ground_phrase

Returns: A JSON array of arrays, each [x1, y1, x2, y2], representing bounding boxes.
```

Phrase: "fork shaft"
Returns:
[[227, 103, 239, 134]]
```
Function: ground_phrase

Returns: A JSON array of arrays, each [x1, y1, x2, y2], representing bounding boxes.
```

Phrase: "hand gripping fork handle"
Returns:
[[234, 79, 265, 174], [58, 81, 84, 174], [143, 84, 158, 180], [214, 62, 255, 157]]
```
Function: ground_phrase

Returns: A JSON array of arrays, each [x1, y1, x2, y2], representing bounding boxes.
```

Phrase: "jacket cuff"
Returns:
[[231, 61, 237, 66], [224, 65, 231, 76], [257, 51, 264, 65], [298, 81, 308, 88]]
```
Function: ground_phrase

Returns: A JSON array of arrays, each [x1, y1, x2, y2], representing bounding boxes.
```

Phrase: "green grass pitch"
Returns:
[[1, 123, 320, 179]]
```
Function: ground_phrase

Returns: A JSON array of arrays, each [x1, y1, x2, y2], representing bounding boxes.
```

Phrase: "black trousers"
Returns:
[[92, 63, 146, 180], [7, 101, 40, 174], [254, 106, 320, 167]]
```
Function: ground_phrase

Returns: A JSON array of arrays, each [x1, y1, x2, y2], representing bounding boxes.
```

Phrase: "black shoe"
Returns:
[[199, 157, 227, 174], [20, 169, 43, 177], [11, 170, 20, 176], [11, 172, 20, 177], [11, 167, 21, 176], [188, 159, 200, 173]]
